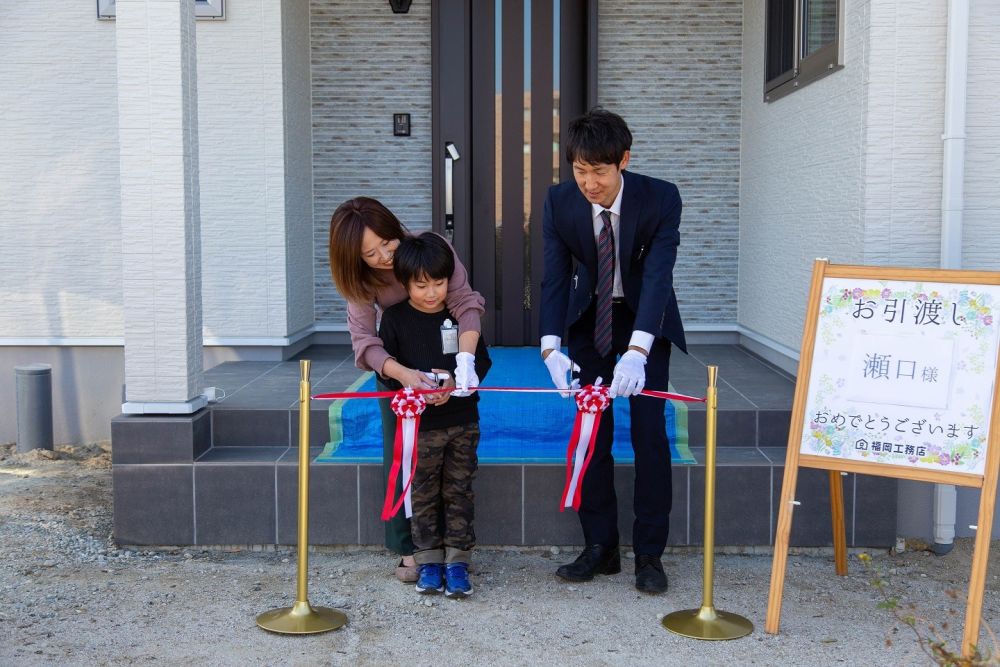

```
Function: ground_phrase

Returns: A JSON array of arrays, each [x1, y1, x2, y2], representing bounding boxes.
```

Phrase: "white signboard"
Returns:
[[801, 278, 1000, 476]]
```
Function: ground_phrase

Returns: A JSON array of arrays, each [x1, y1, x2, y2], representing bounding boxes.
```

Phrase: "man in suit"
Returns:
[[539, 108, 686, 594]]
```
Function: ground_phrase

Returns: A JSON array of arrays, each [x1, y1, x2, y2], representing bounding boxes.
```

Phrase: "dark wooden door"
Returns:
[[433, 0, 595, 345]]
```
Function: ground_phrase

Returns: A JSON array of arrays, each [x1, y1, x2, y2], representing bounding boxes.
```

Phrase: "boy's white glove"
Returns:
[[543, 349, 581, 398], [452, 351, 478, 397], [610, 349, 646, 398]]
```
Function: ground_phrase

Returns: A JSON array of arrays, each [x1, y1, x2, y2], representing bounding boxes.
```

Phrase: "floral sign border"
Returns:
[[801, 278, 999, 476]]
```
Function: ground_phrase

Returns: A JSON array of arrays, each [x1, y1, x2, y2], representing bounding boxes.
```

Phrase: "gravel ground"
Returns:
[[1, 443, 998, 666]]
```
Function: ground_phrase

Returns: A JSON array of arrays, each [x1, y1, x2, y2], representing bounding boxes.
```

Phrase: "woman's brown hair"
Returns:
[[328, 197, 408, 303]]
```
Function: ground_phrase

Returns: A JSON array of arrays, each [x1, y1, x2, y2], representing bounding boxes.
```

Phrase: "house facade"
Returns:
[[1, 0, 998, 543]]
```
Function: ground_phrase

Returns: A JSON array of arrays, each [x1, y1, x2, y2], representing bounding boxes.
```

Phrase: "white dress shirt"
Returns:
[[542, 175, 654, 357]]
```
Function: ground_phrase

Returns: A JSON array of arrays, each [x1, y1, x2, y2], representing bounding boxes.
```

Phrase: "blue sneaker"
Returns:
[[415, 563, 444, 594], [444, 562, 473, 598]]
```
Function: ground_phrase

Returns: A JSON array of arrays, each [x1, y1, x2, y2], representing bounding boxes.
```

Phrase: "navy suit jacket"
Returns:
[[539, 170, 687, 354]]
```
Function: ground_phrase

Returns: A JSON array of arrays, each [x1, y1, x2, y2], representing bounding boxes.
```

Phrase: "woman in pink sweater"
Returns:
[[328, 197, 485, 582]]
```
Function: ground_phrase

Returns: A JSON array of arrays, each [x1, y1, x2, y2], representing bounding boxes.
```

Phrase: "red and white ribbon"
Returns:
[[314, 382, 704, 520], [381, 389, 426, 520], [560, 384, 611, 512]]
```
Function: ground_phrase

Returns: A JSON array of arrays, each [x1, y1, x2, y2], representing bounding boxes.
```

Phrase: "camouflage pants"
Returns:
[[410, 422, 479, 565]]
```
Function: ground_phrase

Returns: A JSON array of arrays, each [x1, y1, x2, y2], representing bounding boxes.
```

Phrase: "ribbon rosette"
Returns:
[[560, 383, 611, 512], [381, 388, 427, 521]]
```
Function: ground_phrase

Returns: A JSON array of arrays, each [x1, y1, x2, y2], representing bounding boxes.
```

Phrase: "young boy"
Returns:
[[378, 232, 492, 598]]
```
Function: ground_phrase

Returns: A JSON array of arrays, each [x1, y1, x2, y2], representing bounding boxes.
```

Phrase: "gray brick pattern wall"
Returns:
[[311, 0, 433, 325], [599, 0, 743, 326]]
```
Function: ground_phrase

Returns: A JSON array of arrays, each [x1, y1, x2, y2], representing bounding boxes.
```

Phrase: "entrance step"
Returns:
[[111, 344, 896, 548]]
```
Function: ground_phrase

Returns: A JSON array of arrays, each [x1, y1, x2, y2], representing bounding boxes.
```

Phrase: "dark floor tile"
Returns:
[[759, 447, 793, 465], [112, 411, 211, 464], [291, 345, 354, 362], [523, 466, 584, 545], [671, 466, 690, 545], [772, 467, 856, 547], [715, 384, 758, 411], [688, 447, 772, 466], [215, 392, 296, 410], [691, 466, 771, 546], [195, 465, 276, 544], [667, 374, 713, 397], [759, 410, 793, 447], [358, 464, 386, 545], [688, 345, 793, 380], [196, 447, 285, 463], [203, 361, 280, 383], [730, 379, 795, 410], [278, 447, 323, 464], [260, 361, 341, 380], [277, 464, 358, 545], [853, 474, 897, 547], [113, 465, 193, 545], [290, 408, 332, 448], [687, 409, 757, 447], [313, 368, 372, 391], [475, 465, 524, 545], [669, 352, 708, 375], [211, 409, 288, 446]]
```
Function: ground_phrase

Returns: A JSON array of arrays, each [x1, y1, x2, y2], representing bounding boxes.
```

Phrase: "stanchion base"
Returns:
[[662, 606, 753, 640], [257, 600, 348, 635]]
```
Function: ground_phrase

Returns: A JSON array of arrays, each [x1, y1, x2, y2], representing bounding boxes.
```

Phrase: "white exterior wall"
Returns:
[[962, 1, 1000, 271], [0, 3, 121, 340], [741, 0, 1000, 540], [198, 0, 313, 341], [738, 0, 867, 352], [281, 0, 316, 335], [862, 2, 947, 268], [1, 1, 312, 344], [118, 0, 203, 403], [888, 0, 1000, 540]]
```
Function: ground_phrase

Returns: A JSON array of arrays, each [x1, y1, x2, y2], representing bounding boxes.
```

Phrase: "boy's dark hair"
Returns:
[[564, 107, 633, 166], [393, 232, 455, 287]]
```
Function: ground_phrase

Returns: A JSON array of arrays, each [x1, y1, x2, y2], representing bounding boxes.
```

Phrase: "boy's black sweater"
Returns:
[[378, 301, 492, 432]]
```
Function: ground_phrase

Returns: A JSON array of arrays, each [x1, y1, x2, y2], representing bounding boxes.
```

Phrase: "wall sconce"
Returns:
[[389, 0, 412, 13]]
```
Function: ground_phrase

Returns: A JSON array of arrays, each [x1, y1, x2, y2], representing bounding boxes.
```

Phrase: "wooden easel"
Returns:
[[765, 260, 1000, 658]]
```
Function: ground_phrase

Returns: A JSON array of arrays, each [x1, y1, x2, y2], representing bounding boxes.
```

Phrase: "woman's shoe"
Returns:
[[395, 559, 419, 583]]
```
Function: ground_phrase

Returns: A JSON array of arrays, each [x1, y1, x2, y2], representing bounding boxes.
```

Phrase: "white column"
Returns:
[[117, 0, 205, 414]]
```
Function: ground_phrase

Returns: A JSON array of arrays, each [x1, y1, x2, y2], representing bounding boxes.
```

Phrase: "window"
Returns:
[[97, 0, 225, 21], [764, 0, 843, 102]]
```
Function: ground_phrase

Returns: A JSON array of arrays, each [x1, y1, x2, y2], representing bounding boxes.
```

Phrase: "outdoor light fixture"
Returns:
[[389, 0, 412, 13]]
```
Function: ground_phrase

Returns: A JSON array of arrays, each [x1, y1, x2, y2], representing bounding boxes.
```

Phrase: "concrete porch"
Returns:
[[110, 344, 896, 548]]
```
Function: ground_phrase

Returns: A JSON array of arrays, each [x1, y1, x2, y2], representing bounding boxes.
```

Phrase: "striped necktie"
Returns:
[[594, 209, 615, 357]]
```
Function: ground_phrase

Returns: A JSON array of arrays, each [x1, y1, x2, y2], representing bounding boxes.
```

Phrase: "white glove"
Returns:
[[543, 349, 581, 398], [610, 349, 647, 398], [452, 351, 479, 397]]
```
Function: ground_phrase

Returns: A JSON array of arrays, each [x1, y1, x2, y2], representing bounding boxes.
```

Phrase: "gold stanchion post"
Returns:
[[662, 365, 753, 640], [257, 360, 348, 635]]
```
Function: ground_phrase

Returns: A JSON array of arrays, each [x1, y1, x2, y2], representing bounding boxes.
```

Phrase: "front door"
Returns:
[[433, 0, 596, 346]]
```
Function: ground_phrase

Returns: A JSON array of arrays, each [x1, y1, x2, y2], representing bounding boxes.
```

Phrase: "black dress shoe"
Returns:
[[634, 554, 668, 594], [555, 544, 622, 582]]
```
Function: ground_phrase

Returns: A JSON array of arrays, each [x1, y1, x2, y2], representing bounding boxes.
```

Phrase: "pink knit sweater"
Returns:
[[346, 239, 485, 374]]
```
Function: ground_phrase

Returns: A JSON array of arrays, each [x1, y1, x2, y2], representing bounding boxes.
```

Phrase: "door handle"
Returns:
[[444, 142, 460, 242]]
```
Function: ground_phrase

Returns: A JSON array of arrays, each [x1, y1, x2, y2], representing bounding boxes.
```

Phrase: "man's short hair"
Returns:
[[564, 108, 633, 166], [393, 232, 455, 287]]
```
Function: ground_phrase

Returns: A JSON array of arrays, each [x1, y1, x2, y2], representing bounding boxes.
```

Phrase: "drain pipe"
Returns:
[[933, 0, 970, 557]]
